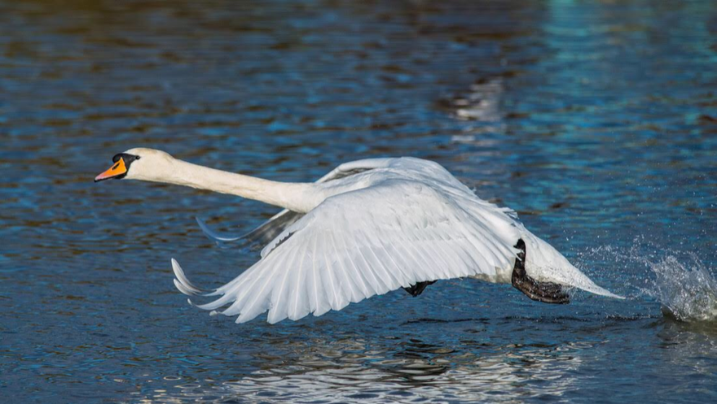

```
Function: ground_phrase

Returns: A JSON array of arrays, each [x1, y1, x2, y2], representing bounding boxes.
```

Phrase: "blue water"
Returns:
[[2, 0, 717, 402]]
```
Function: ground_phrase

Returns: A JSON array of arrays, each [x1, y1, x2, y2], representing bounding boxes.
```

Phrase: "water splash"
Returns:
[[580, 242, 717, 323], [644, 254, 717, 322]]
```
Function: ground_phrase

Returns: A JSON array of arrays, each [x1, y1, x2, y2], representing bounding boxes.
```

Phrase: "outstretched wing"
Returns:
[[174, 180, 518, 324], [196, 158, 397, 248]]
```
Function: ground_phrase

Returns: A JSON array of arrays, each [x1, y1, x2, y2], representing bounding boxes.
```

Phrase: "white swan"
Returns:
[[95, 148, 623, 324]]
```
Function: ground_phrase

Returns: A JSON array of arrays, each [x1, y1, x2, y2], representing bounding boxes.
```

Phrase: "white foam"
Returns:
[[644, 255, 717, 322], [579, 242, 717, 323]]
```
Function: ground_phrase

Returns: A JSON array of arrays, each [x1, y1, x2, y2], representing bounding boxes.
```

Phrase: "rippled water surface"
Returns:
[[2, 0, 717, 402]]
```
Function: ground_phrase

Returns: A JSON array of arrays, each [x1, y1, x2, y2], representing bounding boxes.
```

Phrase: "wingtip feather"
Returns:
[[195, 216, 241, 243], [171, 258, 204, 296]]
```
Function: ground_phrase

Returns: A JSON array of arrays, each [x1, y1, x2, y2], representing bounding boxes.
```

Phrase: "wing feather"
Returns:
[[329, 233, 364, 302], [175, 179, 518, 323], [337, 231, 375, 298]]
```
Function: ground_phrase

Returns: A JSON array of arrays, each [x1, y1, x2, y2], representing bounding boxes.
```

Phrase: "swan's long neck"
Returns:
[[150, 158, 322, 213]]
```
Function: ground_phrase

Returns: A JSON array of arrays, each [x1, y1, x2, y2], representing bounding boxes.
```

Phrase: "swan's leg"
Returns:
[[512, 239, 570, 304], [404, 281, 436, 297]]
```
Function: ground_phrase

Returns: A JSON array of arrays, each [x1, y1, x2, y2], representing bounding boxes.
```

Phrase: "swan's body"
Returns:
[[96, 148, 622, 324]]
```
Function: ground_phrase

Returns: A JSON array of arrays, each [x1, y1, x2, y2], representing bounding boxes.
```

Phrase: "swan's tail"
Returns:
[[523, 234, 625, 300], [567, 270, 624, 299]]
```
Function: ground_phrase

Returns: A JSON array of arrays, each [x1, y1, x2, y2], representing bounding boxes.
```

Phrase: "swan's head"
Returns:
[[94, 148, 174, 182]]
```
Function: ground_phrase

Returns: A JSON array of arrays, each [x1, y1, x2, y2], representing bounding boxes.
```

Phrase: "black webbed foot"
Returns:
[[512, 239, 570, 304], [404, 281, 436, 297]]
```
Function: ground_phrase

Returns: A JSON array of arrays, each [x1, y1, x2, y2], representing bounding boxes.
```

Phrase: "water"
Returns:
[[1, 0, 716, 402], [587, 242, 717, 322]]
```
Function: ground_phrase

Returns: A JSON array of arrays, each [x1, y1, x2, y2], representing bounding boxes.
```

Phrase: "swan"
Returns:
[[95, 148, 623, 323]]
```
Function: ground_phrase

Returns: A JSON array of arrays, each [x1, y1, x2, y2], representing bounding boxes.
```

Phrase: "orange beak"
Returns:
[[94, 158, 127, 182]]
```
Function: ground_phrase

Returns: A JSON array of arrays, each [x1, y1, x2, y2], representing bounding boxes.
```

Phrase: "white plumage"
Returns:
[[95, 149, 622, 324], [170, 158, 621, 323]]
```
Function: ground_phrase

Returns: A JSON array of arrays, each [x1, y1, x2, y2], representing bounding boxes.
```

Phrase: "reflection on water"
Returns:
[[445, 77, 508, 144], [222, 345, 579, 402], [136, 326, 587, 403], [1, 0, 717, 402]]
